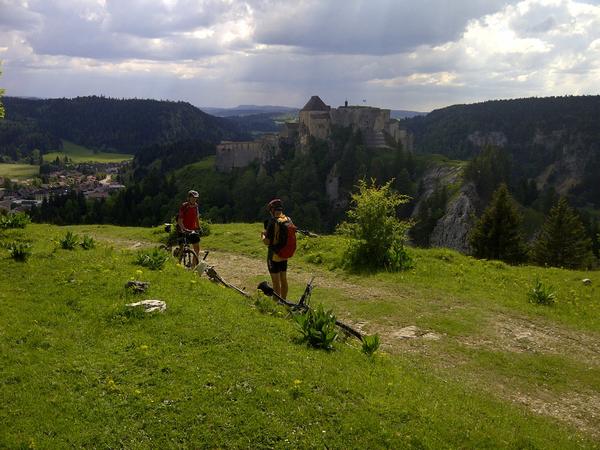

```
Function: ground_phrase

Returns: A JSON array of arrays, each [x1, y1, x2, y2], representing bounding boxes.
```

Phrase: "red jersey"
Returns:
[[178, 202, 199, 231]]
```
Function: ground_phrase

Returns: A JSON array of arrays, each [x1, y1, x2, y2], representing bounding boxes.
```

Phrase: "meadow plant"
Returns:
[[7, 241, 31, 261], [361, 334, 381, 356], [294, 304, 338, 350], [527, 277, 556, 306], [135, 247, 169, 270], [80, 235, 96, 250], [59, 231, 79, 250]]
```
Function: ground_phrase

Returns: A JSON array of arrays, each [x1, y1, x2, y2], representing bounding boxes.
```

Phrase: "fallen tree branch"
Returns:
[[202, 266, 364, 342], [257, 281, 364, 342], [205, 266, 251, 298]]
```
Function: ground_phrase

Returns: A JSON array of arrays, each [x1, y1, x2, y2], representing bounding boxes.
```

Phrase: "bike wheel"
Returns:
[[180, 248, 198, 269]]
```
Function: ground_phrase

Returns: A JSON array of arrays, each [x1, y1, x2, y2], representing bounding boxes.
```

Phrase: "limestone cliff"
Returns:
[[411, 163, 479, 253], [430, 182, 478, 253]]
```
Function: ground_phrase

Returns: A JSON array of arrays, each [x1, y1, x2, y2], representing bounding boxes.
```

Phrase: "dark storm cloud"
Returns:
[[105, 0, 246, 38], [252, 0, 515, 55], [22, 0, 224, 60]]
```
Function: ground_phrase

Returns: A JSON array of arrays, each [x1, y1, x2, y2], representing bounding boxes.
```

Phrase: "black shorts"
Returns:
[[267, 258, 288, 274], [180, 232, 200, 244]]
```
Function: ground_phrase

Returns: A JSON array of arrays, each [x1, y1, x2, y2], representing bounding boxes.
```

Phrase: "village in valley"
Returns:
[[0, 160, 128, 213]]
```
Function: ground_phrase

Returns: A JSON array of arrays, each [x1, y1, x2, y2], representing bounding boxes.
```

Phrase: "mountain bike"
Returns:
[[171, 231, 208, 269]]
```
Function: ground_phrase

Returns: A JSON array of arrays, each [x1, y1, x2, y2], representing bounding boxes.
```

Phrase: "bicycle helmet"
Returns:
[[267, 198, 283, 211], [188, 190, 199, 198]]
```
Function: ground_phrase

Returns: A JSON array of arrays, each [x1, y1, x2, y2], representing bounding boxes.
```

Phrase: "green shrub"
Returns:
[[199, 219, 211, 237], [59, 231, 79, 250], [80, 235, 96, 250], [6, 241, 31, 262], [135, 247, 169, 270], [294, 304, 338, 350], [527, 277, 556, 306], [361, 334, 381, 356], [337, 179, 412, 272], [0, 212, 31, 229]]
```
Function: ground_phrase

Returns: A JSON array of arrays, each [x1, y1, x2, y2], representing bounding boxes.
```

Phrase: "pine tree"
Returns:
[[532, 197, 595, 269], [469, 184, 527, 264]]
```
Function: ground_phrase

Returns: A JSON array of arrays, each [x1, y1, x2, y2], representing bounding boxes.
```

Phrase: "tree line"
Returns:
[[0, 96, 247, 161]]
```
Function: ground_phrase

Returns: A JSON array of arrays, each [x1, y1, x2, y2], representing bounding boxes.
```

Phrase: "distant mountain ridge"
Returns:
[[390, 110, 427, 119], [201, 104, 426, 120], [200, 105, 299, 117]]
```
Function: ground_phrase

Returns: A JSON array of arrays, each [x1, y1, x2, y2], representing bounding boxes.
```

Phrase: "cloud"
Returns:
[[105, 0, 247, 38], [0, 0, 41, 30], [252, 0, 515, 55], [1, 0, 600, 111]]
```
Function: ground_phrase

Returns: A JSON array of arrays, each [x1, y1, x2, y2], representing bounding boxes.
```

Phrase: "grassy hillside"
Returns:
[[43, 140, 133, 163], [0, 163, 39, 179], [1, 223, 599, 448]]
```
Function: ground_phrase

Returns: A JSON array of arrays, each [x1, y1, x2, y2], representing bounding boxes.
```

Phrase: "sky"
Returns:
[[1, 0, 600, 112]]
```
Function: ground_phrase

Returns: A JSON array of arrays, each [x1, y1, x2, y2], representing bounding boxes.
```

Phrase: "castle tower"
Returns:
[[299, 96, 331, 145]]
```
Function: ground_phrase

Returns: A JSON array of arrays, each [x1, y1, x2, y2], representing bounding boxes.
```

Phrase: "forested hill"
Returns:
[[1, 96, 246, 155], [402, 95, 600, 206], [404, 95, 600, 160]]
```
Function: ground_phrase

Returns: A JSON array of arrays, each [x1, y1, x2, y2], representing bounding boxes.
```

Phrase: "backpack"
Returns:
[[274, 215, 297, 259]]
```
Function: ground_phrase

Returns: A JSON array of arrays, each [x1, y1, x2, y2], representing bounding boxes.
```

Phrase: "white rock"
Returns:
[[126, 299, 166, 313]]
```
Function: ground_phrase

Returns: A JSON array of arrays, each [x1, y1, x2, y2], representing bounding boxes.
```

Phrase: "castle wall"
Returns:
[[330, 107, 390, 133], [299, 111, 330, 144], [216, 134, 280, 172]]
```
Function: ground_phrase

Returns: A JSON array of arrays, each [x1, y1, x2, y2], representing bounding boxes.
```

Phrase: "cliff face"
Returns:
[[430, 182, 478, 253], [411, 163, 479, 253]]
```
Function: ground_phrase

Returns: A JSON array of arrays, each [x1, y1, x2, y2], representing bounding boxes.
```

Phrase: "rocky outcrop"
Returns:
[[467, 131, 507, 149], [430, 182, 478, 253], [411, 164, 462, 217], [411, 164, 479, 253]]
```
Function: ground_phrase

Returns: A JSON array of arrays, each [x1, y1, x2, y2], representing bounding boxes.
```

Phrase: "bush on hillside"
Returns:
[[338, 179, 413, 272], [0, 212, 31, 229]]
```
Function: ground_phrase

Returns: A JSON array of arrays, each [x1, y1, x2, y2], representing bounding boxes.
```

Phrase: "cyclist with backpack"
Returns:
[[177, 189, 202, 265], [261, 198, 297, 299]]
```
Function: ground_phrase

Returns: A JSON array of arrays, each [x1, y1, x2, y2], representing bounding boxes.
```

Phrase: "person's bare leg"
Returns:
[[192, 243, 200, 265], [270, 272, 281, 297], [280, 271, 288, 299]]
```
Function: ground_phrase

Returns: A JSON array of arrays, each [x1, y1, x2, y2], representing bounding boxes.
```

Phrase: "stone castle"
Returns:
[[216, 95, 412, 172]]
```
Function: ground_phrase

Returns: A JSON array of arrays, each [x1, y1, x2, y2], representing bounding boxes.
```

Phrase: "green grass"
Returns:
[[43, 140, 133, 163], [1, 223, 599, 447], [0, 163, 39, 179]]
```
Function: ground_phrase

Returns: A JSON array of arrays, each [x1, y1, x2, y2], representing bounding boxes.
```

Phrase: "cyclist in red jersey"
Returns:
[[177, 190, 201, 264]]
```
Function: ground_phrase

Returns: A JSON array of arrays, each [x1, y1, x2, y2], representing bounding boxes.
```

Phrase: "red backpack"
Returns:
[[275, 215, 297, 259]]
